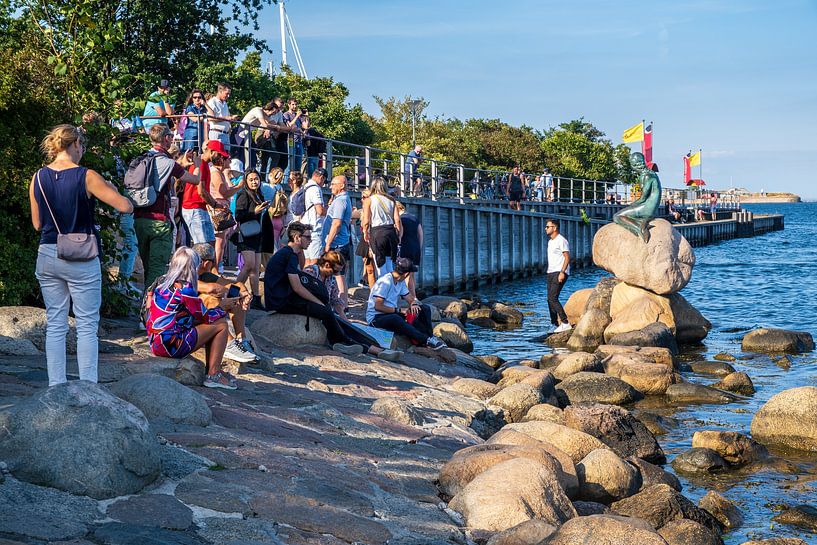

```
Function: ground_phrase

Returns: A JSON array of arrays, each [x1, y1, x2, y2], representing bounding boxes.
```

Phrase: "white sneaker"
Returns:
[[333, 343, 364, 356], [378, 349, 404, 362], [224, 339, 258, 363], [554, 323, 573, 333], [426, 336, 447, 350]]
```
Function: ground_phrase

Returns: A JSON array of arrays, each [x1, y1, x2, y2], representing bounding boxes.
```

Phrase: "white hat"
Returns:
[[229, 158, 244, 175]]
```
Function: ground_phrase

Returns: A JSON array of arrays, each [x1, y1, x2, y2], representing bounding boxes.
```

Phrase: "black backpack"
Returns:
[[123, 152, 159, 207]]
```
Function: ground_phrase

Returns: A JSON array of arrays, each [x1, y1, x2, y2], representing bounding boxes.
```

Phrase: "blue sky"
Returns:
[[255, 0, 817, 198]]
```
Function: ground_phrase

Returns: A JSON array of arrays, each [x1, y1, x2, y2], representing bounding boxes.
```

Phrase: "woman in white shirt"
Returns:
[[361, 176, 402, 278]]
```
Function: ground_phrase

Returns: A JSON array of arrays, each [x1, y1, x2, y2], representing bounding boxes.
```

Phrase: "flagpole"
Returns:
[[641, 119, 645, 157], [698, 148, 702, 184]]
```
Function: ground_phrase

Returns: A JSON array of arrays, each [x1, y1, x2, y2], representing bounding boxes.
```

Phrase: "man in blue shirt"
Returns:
[[142, 79, 174, 132], [404, 145, 423, 196], [323, 175, 353, 308]]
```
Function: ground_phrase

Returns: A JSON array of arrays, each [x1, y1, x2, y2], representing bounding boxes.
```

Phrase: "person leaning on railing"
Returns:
[[237, 100, 279, 173], [205, 82, 239, 150], [180, 89, 207, 152]]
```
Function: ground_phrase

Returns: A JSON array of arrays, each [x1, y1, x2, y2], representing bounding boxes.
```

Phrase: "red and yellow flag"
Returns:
[[689, 150, 701, 167], [622, 122, 644, 143]]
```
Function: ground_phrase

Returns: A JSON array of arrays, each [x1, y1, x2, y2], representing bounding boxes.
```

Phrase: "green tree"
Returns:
[[540, 118, 618, 181]]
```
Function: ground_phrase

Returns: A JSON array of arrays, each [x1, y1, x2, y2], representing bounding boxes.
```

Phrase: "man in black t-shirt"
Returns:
[[302, 117, 326, 178]]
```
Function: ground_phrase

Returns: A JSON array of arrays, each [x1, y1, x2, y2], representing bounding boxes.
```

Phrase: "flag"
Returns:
[[689, 150, 701, 167], [622, 122, 644, 143], [683, 154, 691, 183], [642, 123, 653, 166]]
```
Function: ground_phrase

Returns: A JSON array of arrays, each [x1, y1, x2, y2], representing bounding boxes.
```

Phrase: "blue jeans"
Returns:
[[307, 156, 319, 178], [284, 141, 303, 182], [118, 212, 138, 281], [35, 244, 102, 386], [180, 126, 204, 152]]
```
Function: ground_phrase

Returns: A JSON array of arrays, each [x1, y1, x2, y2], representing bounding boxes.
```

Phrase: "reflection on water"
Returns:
[[464, 203, 817, 543]]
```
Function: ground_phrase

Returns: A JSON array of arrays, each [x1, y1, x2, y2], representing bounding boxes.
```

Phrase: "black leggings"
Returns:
[[371, 304, 433, 346], [369, 225, 399, 268], [276, 292, 366, 348], [546, 271, 569, 325]]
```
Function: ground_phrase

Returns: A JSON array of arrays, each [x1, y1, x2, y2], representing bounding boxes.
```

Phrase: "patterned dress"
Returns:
[[147, 282, 226, 358]]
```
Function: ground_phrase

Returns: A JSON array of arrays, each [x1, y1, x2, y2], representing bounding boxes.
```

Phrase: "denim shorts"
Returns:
[[181, 208, 215, 244]]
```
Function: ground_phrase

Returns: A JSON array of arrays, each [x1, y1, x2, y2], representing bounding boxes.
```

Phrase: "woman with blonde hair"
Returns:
[[30, 124, 133, 386], [146, 247, 237, 389], [361, 176, 402, 278]]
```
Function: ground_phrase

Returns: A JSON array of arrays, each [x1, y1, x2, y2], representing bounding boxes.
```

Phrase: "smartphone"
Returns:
[[226, 285, 241, 299]]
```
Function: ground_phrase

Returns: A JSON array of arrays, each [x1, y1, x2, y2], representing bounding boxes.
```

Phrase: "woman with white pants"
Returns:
[[29, 125, 133, 386]]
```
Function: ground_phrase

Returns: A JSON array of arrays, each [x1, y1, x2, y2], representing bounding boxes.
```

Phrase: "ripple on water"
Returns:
[[464, 203, 817, 544]]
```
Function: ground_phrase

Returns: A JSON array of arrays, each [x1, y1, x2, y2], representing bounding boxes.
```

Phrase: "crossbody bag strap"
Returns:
[[36, 170, 62, 235]]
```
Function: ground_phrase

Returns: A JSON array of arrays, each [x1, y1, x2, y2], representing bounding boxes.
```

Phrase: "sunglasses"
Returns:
[[193, 95, 204, 99]]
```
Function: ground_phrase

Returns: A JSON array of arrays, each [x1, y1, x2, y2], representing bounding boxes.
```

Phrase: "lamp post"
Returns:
[[409, 99, 422, 147]]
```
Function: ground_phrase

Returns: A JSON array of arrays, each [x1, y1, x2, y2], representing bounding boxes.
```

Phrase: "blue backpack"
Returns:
[[289, 188, 307, 216]]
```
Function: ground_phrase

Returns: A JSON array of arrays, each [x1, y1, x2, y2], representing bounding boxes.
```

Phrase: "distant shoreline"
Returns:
[[740, 192, 801, 204]]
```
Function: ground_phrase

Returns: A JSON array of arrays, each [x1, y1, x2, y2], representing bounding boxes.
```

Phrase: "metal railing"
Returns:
[[662, 187, 741, 212]]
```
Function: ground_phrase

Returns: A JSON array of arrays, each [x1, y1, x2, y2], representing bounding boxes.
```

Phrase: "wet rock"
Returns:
[[251, 313, 327, 347], [488, 383, 543, 423], [596, 344, 675, 367], [576, 449, 641, 503], [671, 448, 727, 474], [751, 386, 817, 451], [0, 306, 79, 353], [636, 412, 676, 436], [572, 501, 611, 515], [563, 403, 664, 464], [564, 288, 593, 325], [691, 430, 768, 466], [485, 519, 557, 545], [546, 514, 668, 545], [608, 360, 682, 396], [109, 374, 212, 427], [775, 355, 793, 369], [698, 490, 743, 529], [605, 283, 676, 341], [174, 357, 205, 387], [567, 309, 611, 352], [106, 494, 193, 530], [741, 328, 814, 354], [665, 383, 740, 404], [0, 335, 41, 356], [627, 456, 682, 492], [611, 484, 722, 535], [713, 372, 755, 396], [468, 308, 493, 321], [370, 397, 424, 426], [553, 352, 602, 380], [502, 421, 607, 463], [477, 354, 506, 369], [433, 321, 473, 353], [713, 352, 736, 362], [451, 377, 501, 400], [491, 303, 524, 325], [690, 361, 736, 376], [739, 539, 809, 545], [523, 403, 565, 424], [593, 219, 695, 295], [545, 329, 573, 348], [608, 323, 679, 355], [772, 504, 817, 532], [539, 352, 567, 369], [423, 295, 468, 322], [556, 372, 643, 406], [0, 381, 160, 499], [472, 317, 501, 329], [448, 457, 577, 531], [439, 443, 567, 499], [668, 293, 712, 344], [659, 519, 723, 545]]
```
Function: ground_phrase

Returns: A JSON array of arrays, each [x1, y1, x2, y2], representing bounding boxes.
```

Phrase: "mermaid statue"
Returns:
[[614, 152, 662, 242]]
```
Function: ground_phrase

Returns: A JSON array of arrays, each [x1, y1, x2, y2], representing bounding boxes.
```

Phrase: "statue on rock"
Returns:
[[614, 152, 662, 242]]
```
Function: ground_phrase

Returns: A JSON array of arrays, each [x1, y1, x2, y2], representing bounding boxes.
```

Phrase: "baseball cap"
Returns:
[[313, 167, 328, 178], [229, 158, 244, 174], [159, 79, 169, 89], [394, 257, 418, 274], [206, 140, 229, 158]]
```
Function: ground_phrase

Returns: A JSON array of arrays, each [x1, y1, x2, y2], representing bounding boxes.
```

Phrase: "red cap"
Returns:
[[206, 140, 229, 158]]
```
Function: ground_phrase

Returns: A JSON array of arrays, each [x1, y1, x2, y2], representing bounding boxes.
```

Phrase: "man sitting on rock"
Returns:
[[264, 221, 402, 360], [366, 258, 446, 350], [191, 243, 259, 364]]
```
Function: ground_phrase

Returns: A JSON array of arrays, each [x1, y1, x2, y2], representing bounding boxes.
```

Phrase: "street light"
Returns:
[[409, 99, 422, 147]]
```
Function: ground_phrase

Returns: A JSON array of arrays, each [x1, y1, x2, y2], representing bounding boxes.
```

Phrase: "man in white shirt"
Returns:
[[238, 100, 278, 172], [366, 258, 446, 350], [206, 83, 238, 149], [301, 167, 328, 266], [546, 219, 571, 333]]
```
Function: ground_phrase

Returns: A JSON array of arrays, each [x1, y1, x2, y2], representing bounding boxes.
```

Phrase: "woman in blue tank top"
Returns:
[[30, 124, 133, 387]]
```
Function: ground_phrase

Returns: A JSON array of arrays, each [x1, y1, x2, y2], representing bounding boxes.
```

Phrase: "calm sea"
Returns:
[[467, 203, 817, 544]]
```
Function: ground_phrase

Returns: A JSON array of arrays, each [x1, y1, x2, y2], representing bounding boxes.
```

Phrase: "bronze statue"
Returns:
[[614, 152, 661, 242]]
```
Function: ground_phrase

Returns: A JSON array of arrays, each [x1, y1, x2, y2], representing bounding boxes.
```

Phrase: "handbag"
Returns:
[[208, 207, 236, 232], [37, 171, 98, 262], [239, 219, 261, 238]]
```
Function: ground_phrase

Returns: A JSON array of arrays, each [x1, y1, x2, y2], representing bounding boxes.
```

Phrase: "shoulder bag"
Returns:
[[238, 190, 262, 237], [37, 170, 98, 261]]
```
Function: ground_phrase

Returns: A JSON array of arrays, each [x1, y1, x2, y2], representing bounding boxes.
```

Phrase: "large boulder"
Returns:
[[563, 403, 665, 464], [604, 357, 682, 396], [691, 431, 767, 466], [491, 303, 524, 325], [423, 295, 468, 322], [596, 345, 675, 367], [546, 514, 669, 545], [772, 505, 817, 532], [485, 519, 557, 545], [250, 313, 327, 348], [627, 456, 682, 492], [607, 283, 676, 337], [698, 491, 743, 530], [439, 443, 571, 499], [608, 323, 679, 355], [564, 288, 593, 325], [741, 328, 815, 354], [451, 378, 501, 400], [523, 403, 565, 424], [566, 278, 619, 352], [751, 386, 817, 451], [592, 219, 695, 295], [553, 352, 602, 380], [665, 383, 740, 404], [556, 372, 643, 406], [433, 321, 473, 353], [448, 457, 576, 531], [668, 293, 712, 344], [0, 306, 78, 353], [0, 335, 41, 356], [713, 372, 755, 396], [502, 421, 607, 463], [0, 381, 161, 499], [576, 449, 641, 503], [658, 519, 722, 545], [488, 383, 543, 423], [108, 374, 212, 426], [671, 448, 727, 475], [611, 484, 722, 535]]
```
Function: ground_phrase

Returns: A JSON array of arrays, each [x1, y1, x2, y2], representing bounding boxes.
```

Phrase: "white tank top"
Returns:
[[369, 195, 395, 228]]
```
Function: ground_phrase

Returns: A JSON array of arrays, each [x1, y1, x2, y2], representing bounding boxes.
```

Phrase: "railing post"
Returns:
[[399, 154, 408, 195], [570, 178, 575, 202], [458, 165, 465, 202], [354, 156, 362, 191], [431, 160, 439, 201], [364, 147, 372, 187], [325, 139, 333, 179]]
